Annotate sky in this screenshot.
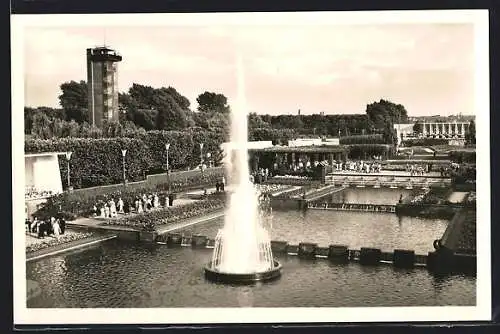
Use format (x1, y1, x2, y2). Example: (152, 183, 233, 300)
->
(23, 22, 476, 116)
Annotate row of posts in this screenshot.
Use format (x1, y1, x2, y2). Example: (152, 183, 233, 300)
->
(156, 233, 427, 269)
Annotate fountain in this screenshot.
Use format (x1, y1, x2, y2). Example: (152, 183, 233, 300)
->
(204, 56, 282, 284)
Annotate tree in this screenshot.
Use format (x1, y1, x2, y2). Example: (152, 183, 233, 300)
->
(196, 91, 230, 114)
(31, 113, 53, 139)
(59, 80, 88, 123)
(413, 121, 423, 134)
(154, 92, 194, 131)
(248, 112, 270, 130)
(365, 99, 409, 129)
(465, 120, 476, 145)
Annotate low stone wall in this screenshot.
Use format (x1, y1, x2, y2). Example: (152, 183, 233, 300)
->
(153, 233, 474, 274)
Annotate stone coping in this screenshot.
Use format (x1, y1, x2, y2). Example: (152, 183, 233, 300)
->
(26, 233, 117, 262)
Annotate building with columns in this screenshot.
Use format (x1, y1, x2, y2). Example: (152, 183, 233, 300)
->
(421, 121, 469, 138)
(394, 120, 471, 146)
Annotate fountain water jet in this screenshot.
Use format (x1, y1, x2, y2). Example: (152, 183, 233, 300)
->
(204, 55, 282, 284)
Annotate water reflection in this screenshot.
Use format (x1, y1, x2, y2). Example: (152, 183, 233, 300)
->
(27, 241, 476, 308)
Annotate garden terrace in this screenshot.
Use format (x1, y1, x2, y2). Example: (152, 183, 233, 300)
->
(103, 198, 225, 232)
(34, 169, 225, 220)
(26, 230, 94, 254)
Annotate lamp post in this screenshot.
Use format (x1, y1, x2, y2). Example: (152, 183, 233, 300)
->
(206, 152, 212, 168)
(165, 143, 170, 173)
(65, 151, 73, 191)
(199, 143, 204, 176)
(121, 149, 127, 185)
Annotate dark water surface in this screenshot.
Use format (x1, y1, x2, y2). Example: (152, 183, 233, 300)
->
(27, 239, 475, 308)
(323, 187, 412, 205)
(183, 209, 447, 254)
(27, 192, 475, 308)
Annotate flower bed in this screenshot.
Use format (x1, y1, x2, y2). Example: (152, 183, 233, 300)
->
(103, 198, 225, 231)
(266, 176, 321, 187)
(26, 231, 94, 253)
(255, 184, 291, 195)
(34, 169, 225, 220)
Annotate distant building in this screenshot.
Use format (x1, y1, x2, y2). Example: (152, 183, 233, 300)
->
(394, 120, 471, 146)
(86, 46, 122, 128)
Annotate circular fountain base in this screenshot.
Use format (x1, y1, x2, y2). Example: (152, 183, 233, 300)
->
(204, 260, 282, 284)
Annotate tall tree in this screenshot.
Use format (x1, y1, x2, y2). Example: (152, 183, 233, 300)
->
(365, 99, 409, 129)
(59, 80, 88, 123)
(196, 91, 230, 114)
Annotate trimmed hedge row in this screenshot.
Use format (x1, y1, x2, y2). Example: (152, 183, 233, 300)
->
(346, 144, 394, 160)
(25, 129, 225, 189)
(402, 138, 450, 146)
(25, 138, 151, 189)
(339, 134, 385, 145)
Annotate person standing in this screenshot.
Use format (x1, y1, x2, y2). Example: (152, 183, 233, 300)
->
(110, 199, 117, 218)
(59, 217, 66, 235)
(53, 219, 61, 236)
(118, 197, 124, 213)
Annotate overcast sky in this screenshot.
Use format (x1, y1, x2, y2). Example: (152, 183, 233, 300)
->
(24, 23, 475, 116)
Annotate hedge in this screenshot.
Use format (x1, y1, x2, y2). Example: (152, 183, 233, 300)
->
(339, 134, 385, 145)
(124, 129, 224, 173)
(449, 150, 476, 163)
(25, 128, 226, 189)
(25, 138, 151, 189)
(346, 144, 394, 160)
(402, 138, 450, 146)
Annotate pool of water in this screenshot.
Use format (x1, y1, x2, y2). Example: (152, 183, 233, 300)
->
(26, 188, 475, 308)
(182, 210, 447, 254)
(27, 239, 476, 308)
(321, 188, 412, 205)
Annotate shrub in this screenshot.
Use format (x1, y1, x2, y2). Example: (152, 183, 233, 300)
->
(402, 138, 449, 146)
(449, 150, 476, 163)
(35, 169, 226, 219)
(339, 134, 385, 145)
(347, 144, 393, 159)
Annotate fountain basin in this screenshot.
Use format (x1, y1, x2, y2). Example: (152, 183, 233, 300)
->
(204, 260, 282, 284)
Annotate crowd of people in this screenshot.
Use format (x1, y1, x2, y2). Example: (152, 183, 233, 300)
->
(92, 192, 177, 218)
(405, 163, 430, 176)
(335, 160, 383, 173)
(251, 168, 271, 184)
(26, 215, 66, 239)
(25, 187, 54, 200)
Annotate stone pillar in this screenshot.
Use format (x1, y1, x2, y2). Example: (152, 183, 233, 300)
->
(291, 152, 296, 164)
(422, 122, 427, 136)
